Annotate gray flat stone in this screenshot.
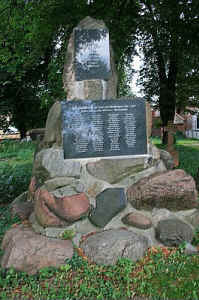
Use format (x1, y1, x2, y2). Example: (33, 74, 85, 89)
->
(51, 186, 76, 197)
(152, 208, 176, 226)
(160, 149, 174, 170)
(86, 158, 146, 184)
(155, 218, 194, 246)
(81, 229, 149, 265)
(30, 212, 99, 240)
(185, 209, 199, 228)
(33, 147, 81, 179)
(116, 160, 166, 187)
(89, 188, 127, 227)
(44, 177, 75, 191)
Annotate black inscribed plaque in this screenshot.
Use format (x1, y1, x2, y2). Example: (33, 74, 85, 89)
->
(61, 99, 147, 159)
(74, 29, 111, 81)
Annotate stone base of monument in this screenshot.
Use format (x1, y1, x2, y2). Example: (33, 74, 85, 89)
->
(2, 201, 199, 274)
(2, 103, 199, 274)
(1, 142, 199, 274)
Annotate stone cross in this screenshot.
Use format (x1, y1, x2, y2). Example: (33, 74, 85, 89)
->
(165, 121, 179, 167)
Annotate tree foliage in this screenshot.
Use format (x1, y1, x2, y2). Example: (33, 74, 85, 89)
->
(0, 0, 198, 139)
(137, 0, 199, 126)
(0, 0, 139, 137)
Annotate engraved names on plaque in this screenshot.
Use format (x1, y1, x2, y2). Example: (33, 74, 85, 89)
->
(75, 29, 111, 81)
(61, 99, 147, 159)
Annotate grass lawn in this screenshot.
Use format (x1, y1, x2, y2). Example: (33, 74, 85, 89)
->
(152, 136, 199, 178)
(0, 139, 199, 300)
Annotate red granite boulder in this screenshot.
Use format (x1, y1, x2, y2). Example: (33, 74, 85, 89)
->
(127, 169, 198, 210)
(35, 188, 90, 227)
(34, 189, 67, 227)
(122, 212, 152, 229)
(1, 225, 73, 275)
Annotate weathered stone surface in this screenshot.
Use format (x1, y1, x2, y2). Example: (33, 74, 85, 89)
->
(81, 164, 112, 199)
(86, 158, 146, 184)
(43, 177, 74, 191)
(116, 160, 167, 187)
(159, 149, 174, 170)
(185, 209, 199, 228)
(122, 212, 152, 229)
(84, 80, 106, 99)
(10, 192, 33, 220)
(149, 143, 160, 160)
(167, 132, 179, 167)
(152, 208, 176, 226)
(51, 186, 77, 198)
(89, 188, 127, 227)
(44, 177, 84, 193)
(34, 189, 69, 227)
(49, 182, 84, 198)
(28, 176, 37, 201)
(81, 229, 149, 265)
(155, 218, 194, 246)
(30, 212, 99, 241)
(127, 169, 198, 210)
(29, 213, 45, 235)
(63, 16, 117, 101)
(29, 128, 45, 141)
(33, 147, 81, 182)
(51, 193, 90, 222)
(35, 188, 90, 226)
(43, 101, 62, 146)
(1, 225, 73, 275)
(184, 242, 198, 255)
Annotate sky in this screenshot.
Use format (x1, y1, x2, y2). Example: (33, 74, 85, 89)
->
(130, 52, 143, 97)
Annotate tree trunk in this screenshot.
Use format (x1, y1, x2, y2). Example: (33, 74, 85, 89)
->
(19, 128, 27, 140)
(157, 49, 177, 144)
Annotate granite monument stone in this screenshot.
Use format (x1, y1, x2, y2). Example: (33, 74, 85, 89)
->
(62, 99, 147, 159)
(75, 29, 111, 81)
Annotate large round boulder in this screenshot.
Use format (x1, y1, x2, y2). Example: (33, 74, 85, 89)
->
(34, 189, 90, 227)
(1, 225, 73, 275)
(127, 169, 198, 210)
(80, 228, 149, 265)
